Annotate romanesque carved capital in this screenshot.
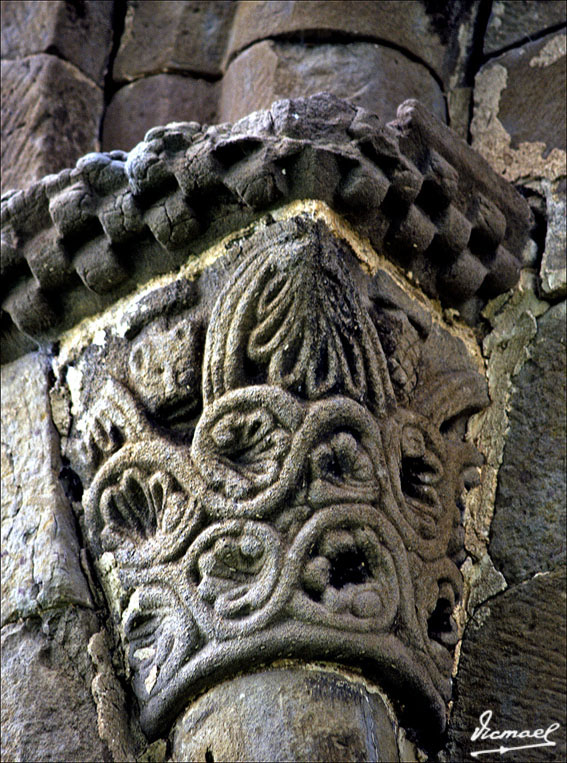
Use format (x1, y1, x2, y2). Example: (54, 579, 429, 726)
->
(55, 210, 487, 745)
(1, 96, 532, 749)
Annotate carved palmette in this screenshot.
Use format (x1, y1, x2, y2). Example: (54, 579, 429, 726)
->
(82, 215, 487, 740)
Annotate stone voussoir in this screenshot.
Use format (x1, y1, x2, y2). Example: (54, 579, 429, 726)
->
(219, 39, 446, 126)
(224, 0, 475, 85)
(0, 54, 103, 196)
(1, 94, 532, 363)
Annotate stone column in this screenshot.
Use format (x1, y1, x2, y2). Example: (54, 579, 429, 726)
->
(172, 667, 402, 763)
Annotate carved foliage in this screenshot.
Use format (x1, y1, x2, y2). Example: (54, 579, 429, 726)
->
(77, 215, 487, 741)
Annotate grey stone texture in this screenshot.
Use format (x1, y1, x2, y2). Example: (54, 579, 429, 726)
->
(113, 0, 237, 80)
(1, 607, 109, 763)
(448, 567, 567, 761)
(495, 32, 566, 154)
(471, 30, 566, 182)
(172, 667, 404, 762)
(489, 301, 567, 585)
(1, 352, 93, 627)
(484, 0, 567, 56)
(1, 2, 566, 759)
(540, 179, 567, 299)
(102, 74, 219, 152)
(0, 0, 114, 85)
(219, 40, 446, 125)
(225, 0, 478, 85)
(1, 54, 102, 194)
(1, 96, 531, 364)
(61, 209, 488, 747)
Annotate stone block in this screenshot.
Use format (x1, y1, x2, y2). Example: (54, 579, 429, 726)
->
(1, 608, 109, 763)
(102, 74, 219, 152)
(226, 0, 477, 84)
(219, 40, 446, 125)
(1, 352, 93, 627)
(471, 31, 566, 182)
(113, 0, 236, 81)
(448, 568, 566, 761)
(489, 301, 566, 584)
(540, 180, 567, 299)
(0, 0, 114, 85)
(1, 55, 102, 194)
(485, 0, 567, 56)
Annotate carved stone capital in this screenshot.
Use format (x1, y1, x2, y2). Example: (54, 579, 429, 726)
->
(1, 96, 532, 750)
(51, 204, 488, 745)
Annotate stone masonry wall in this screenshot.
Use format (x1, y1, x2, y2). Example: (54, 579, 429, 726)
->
(1, 2, 566, 761)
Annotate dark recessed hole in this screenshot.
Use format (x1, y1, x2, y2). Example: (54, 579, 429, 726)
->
(468, 227, 497, 260)
(242, 355, 267, 387)
(329, 550, 370, 589)
(415, 179, 448, 217)
(63, 217, 105, 251)
(427, 597, 453, 640)
(313, 338, 330, 387)
(205, 749, 215, 763)
(379, 185, 412, 221)
(358, 139, 399, 171)
(213, 139, 263, 167)
(135, 176, 179, 209)
(59, 464, 84, 502)
(306, 587, 322, 603)
(400, 456, 428, 499)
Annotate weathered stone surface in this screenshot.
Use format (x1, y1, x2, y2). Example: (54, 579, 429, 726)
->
(0, 0, 114, 85)
(226, 0, 478, 84)
(471, 31, 566, 182)
(489, 301, 566, 585)
(393, 99, 532, 270)
(102, 74, 219, 152)
(1, 352, 93, 627)
(448, 568, 567, 761)
(88, 630, 139, 761)
(172, 667, 403, 762)
(219, 40, 446, 125)
(56, 206, 487, 748)
(540, 179, 567, 299)
(113, 0, 236, 81)
(484, 0, 567, 56)
(1, 54, 102, 194)
(464, 281, 549, 563)
(1, 607, 109, 763)
(1, 95, 531, 364)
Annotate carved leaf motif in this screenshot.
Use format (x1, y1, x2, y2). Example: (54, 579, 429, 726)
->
(100, 468, 184, 542)
(208, 408, 290, 496)
(285, 506, 407, 634)
(122, 585, 200, 700)
(86, 442, 202, 562)
(203, 220, 395, 416)
(249, 260, 369, 399)
(75, 214, 491, 742)
(307, 430, 376, 508)
(85, 378, 153, 470)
